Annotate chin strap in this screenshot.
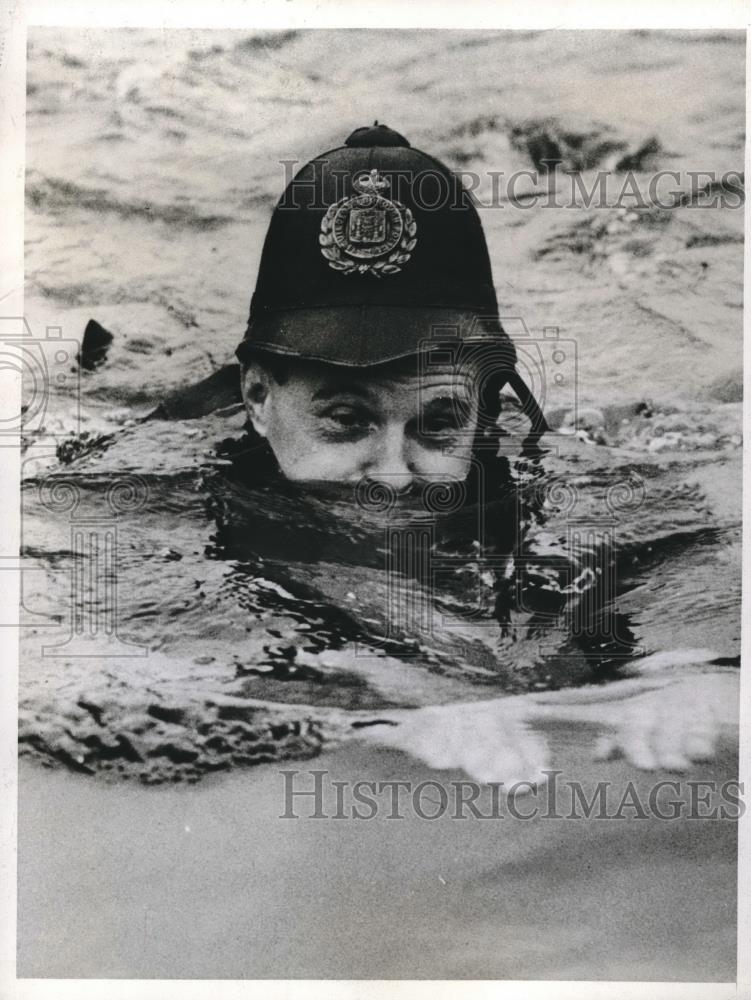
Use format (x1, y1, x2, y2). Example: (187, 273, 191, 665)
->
(504, 369, 550, 457)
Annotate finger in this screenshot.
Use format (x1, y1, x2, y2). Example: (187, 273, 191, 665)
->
(673, 688, 722, 762)
(503, 728, 551, 789)
(459, 722, 550, 787)
(682, 729, 717, 761)
(616, 719, 660, 770)
(652, 734, 691, 771)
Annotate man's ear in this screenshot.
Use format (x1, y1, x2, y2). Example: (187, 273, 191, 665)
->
(240, 363, 273, 438)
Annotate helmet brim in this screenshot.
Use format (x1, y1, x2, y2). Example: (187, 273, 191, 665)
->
(236, 305, 517, 369)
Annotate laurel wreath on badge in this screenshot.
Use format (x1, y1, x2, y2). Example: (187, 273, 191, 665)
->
(319, 169, 418, 278)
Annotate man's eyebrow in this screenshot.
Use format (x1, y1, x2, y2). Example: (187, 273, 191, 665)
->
(311, 382, 374, 402)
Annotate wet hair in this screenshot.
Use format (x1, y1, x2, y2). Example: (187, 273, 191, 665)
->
(239, 351, 294, 387)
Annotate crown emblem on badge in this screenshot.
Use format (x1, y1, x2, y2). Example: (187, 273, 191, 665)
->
(319, 169, 418, 277)
(353, 170, 390, 195)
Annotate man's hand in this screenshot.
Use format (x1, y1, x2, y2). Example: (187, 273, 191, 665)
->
(532, 665, 738, 772)
(358, 697, 551, 787)
(356, 649, 739, 785)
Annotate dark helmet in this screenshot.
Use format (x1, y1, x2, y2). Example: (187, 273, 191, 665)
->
(236, 123, 546, 433)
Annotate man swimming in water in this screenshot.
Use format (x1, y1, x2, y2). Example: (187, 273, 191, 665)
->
(222, 124, 737, 783)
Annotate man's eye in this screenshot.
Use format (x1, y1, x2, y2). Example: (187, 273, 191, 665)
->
(325, 406, 369, 427)
(421, 416, 462, 436)
(318, 406, 375, 439)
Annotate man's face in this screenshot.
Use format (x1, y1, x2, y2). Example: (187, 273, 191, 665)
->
(242, 355, 479, 487)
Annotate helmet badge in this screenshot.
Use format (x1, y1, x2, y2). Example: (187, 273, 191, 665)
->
(319, 169, 417, 277)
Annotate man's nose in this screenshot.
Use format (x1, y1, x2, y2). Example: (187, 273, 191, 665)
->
(364, 426, 415, 490)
